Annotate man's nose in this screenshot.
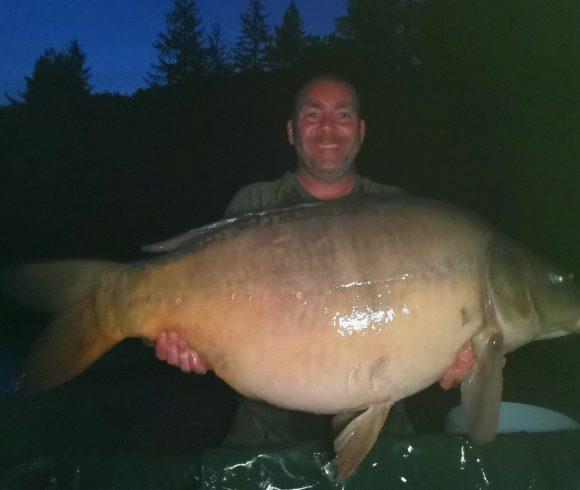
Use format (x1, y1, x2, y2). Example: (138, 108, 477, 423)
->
(318, 113, 335, 133)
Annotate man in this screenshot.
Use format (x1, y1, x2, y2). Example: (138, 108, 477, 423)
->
(155, 75, 413, 443)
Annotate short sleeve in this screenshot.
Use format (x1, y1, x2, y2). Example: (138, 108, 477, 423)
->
(223, 180, 281, 218)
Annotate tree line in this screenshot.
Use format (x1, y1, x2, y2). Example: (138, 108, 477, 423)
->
(9, 0, 580, 116)
(10, 0, 319, 104)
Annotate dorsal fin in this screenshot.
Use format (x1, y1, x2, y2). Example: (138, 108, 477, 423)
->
(140, 195, 429, 258)
(141, 202, 326, 254)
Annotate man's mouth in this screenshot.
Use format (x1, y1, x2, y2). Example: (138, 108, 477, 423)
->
(318, 143, 339, 149)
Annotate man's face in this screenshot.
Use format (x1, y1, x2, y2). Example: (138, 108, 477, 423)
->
(287, 81, 366, 182)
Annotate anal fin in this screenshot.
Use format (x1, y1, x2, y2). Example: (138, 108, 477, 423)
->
(331, 409, 363, 435)
(461, 328, 505, 444)
(332, 402, 391, 480)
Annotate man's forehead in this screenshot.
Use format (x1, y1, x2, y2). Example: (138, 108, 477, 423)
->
(299, 82, 356, 109)
(301, 99, 355, 110)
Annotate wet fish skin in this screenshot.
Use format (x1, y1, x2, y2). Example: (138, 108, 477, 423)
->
(3, 196, 579, 479)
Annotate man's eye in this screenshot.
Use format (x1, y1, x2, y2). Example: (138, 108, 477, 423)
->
(339, 112, 352, 119)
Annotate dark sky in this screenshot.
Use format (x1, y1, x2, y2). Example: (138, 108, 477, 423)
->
(0, 0, 348, 104)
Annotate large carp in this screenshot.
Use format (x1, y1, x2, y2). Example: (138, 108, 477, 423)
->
(3, 197, 580, 478)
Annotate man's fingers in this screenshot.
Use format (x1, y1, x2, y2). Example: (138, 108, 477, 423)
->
(191, 351, 208, 374)
(155, 332, 168, 361)
(178, 340, 192, 372)
(165, 332, 179, 365)
(154, 330, 208, 374)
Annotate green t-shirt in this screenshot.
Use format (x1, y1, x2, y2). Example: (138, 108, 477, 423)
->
(224, 172, 405, 218)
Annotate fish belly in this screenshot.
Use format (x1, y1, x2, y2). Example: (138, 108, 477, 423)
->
(182, 259, 485, 414)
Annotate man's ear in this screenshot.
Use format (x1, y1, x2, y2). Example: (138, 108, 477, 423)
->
(360, 119, 366, 143)
(287, 119, 295, 146)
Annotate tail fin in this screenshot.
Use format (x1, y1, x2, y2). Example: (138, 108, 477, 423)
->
(20, 298, 122, 394)
(1, 260, 119, 313)
(2, 260, 125, 395)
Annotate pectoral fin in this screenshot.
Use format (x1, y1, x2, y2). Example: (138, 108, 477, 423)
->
(461, 328, 505, 444)
(332, 402, 391, 480)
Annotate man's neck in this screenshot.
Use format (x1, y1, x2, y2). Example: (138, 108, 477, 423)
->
(295, 170, 356, 201)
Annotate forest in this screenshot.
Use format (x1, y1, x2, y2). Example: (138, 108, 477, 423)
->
(1, 0, 579, 271)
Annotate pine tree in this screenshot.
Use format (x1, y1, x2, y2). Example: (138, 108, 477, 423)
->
(234, 0, 271, 72)
(23, 39, 91, 109)
(206, 23, 230, 76)
(271, 1, 306, 68)
(146, 0, 205, 85)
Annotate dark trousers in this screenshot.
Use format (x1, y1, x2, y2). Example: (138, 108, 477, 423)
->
(223, 398, 414, 446)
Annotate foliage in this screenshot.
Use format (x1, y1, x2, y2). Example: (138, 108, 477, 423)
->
(270, 1, 307, 69)
(205, 23, 231, 77)
(22, 39, 91, 110)
(234, 0, 271, 72)
(146, 0, 206, 85)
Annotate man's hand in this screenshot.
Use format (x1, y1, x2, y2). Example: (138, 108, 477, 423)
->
(154, 331, 208, 374)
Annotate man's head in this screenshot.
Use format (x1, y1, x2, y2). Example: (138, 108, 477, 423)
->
(287, 76, 366, 183)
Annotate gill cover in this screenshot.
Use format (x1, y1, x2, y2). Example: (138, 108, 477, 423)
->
(487, 236, 580, 343)
(485, 237, 541, 348)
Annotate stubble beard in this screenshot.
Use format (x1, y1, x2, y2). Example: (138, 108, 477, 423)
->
(294, 138, 359, 184)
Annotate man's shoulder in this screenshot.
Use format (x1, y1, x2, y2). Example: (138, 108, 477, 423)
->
(224, 173, 291, 217)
